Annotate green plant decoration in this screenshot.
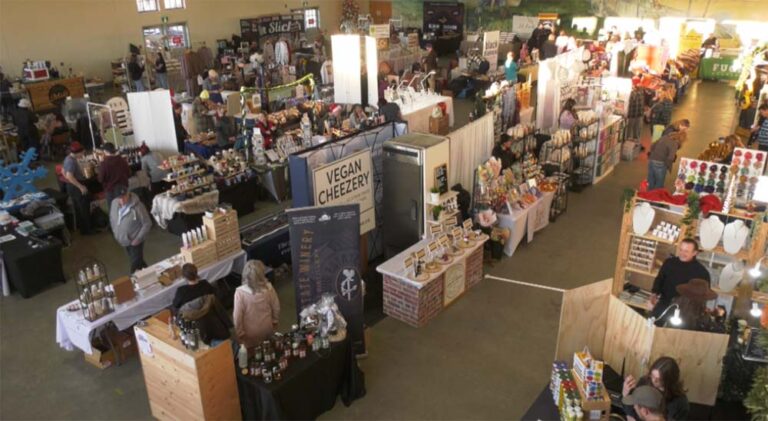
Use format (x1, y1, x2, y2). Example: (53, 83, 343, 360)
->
(745, 358, 768, 420)
(681, 192, 700, 233)
(621, 189, 635, 213)
(432, 205, 443, 221)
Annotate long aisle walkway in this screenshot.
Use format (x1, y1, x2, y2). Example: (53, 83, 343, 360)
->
(323, 81, 738, 419)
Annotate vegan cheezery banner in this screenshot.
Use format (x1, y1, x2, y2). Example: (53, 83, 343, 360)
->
(423, 1, 465, 34)
(312, 150, 375, 234)
(287, 204, 365, 354)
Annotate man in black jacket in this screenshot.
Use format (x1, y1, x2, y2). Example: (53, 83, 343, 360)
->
(650, 239, 710, 322)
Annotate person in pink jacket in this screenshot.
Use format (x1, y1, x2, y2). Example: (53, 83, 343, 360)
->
(233, 260, 281, 348)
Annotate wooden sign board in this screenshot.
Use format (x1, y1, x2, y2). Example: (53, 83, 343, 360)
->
(462, 219, 473, 231)
(428, 224, 444, 236)
(404, 256, 414, 270)
(434, 164, 448, 194)
(438, 234, 450, 247)
(416, 249, 426, 260)
(428, 241, 439, 253)
(25, 77, 86, 112)
(451, 227, 463, 239)
(443, 216, 458, 228)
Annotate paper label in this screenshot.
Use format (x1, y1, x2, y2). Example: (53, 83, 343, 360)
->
(134, 328, 153, 357)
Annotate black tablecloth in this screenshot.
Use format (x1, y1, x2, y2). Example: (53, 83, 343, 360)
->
(166, 212, 204, 236)
(219, 178, 258, 217)
(0, 234, 64, 298)
(236, 339, 365, 420)
(432, 34, 462, 56)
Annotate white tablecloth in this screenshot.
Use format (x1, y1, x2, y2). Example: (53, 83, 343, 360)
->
(496, 191, 554, 257)
(399, 95, 454, 134)
(55, 250, 246, 354)
(150, 190, 219, 229)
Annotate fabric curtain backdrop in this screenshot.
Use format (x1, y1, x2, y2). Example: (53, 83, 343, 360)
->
(448, 112, 494, 190)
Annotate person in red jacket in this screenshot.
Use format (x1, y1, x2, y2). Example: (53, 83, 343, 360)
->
(98, 142, 131, 208)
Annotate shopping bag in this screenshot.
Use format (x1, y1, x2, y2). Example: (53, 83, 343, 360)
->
(652, 125, 664, 143)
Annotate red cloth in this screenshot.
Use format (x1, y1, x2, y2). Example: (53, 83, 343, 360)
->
(256, 121, 276, 149)
(636, 189, 723, 216)
(98, 155, 130, 194)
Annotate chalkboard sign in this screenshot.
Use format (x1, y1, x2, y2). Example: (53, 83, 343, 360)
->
(434, 164, 448, 194)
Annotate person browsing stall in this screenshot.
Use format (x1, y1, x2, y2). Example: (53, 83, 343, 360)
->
(559, 98, 579, 130)
(233, 260, 281, 347)
(662, 119, 690, 137)
(172, 102, 188, 153)
(109, 185, 152, 274)
(139, 144, 168, 197)
(751, 104, 768, 152)
(12, 98, 39, 152)
(128, 53, 145, 92)
(172, 263, 216, 313)
(98, 142, 131, 207)
(63, 142, 96, 235)
(622, 385, 666, 421)
(504, 52, 518, 83)
(670, 279, 725, 333)
(492, 134, 515, 170)
(650, 238, 710, 321)
(623, 357, 689, 421)
(155, 52, 168, 89)
(378, 98, 403, 123)
(647, 131, 686, 191)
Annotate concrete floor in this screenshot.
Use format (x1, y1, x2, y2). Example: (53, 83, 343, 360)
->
(0, 81, 736, 419)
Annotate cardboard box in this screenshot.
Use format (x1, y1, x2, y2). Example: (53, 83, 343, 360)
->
(85, 330, 137, 369)
(572, 368, 611, 421)
(159, 265, 181, 286)
(84, 345, 117, 369)
(112, 276, 136, 304)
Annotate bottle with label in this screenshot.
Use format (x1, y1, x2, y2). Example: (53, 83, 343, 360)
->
(237, 344, 248, 370)
(301, 113, 312, 148)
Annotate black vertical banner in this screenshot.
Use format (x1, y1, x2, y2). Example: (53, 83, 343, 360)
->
(287, 204, 365, 354)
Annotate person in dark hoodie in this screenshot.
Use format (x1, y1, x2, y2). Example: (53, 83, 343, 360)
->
(109, 184, 152, 273)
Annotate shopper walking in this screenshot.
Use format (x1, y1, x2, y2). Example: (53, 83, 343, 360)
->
(128, 54, 145, 92)
(62, 141, 96, 235)
(109, 185, 152, 274)
(139, 144, 168, 197)
(650, 238, 710, 321)
(647, 131, 684, 191)
(626, 85, 645, 143)
(98, 142, 130, 207)
(661, 119, 690, 137)
(751, 104, 768, 152)
(504, 52, 518, 83)
(155, 52, 168, 89)
(233, 260, 281, 348)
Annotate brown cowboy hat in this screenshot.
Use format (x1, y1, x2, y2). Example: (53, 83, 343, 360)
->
(676, 278, 717, 301)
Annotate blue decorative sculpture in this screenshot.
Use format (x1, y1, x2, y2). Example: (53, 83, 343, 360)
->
(0, 148, 48, 200)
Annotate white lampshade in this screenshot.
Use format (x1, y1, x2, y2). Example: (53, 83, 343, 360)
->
(669, 309, 682, 326)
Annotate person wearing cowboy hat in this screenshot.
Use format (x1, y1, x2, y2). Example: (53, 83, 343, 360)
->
(12, 98, 39, 152)
(63, 141, 96, 235)
(670, 278, 725, 333)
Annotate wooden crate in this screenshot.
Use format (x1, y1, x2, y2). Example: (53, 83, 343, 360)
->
(429, 115, 449, 135)
(215, 234, 242, 259)
(135, 318, 241, 421)
(180, 240, 218, 269)
(203, 209, 239, 241)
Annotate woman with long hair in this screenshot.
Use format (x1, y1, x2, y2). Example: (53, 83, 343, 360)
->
(623, 356, 689, 420)
(232, 260, 281, 347)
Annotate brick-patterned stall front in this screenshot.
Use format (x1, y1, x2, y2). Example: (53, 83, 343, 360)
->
(379, 238, 486, 327)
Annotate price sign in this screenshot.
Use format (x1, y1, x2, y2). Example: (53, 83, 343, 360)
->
(439, 234, 450, 247)
(404, 256, 414, 271)
(452, 227, 463, 239)
(429, 223, 444, 236)
(416, 249, 426, 260)
(428, 241, 439, 254)
(463, 219, 473, 231)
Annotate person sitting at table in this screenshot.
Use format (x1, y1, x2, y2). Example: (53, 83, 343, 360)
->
(622, 385, 666, 421)
(348, 104, 369, 130)
(233, 260, 280, 348)
(63, 141, 96, 235)
(492, 134, 514, 170)
(98, 142, 130, 207)
(109, 184, 152, 274)
(650, 239, 710, 323)
(669, 279, 725, 333)
(172, 263, 216, 313)
(139, 144, 168, 197)
(559, 98, 579, 130)
(623, 356, 689, 421)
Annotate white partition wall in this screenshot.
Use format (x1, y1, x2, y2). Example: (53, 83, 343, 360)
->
(127, 90, 178, 155)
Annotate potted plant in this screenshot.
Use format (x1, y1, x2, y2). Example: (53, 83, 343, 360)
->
(490, 226, 510, 259)
(430, 187, 441, 203)
(432, 205, 443, 221)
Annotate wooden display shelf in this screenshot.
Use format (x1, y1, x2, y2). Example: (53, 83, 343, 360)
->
(426, 190, 459, 207)
(624, 266, 659, 277)
(629, 232, 677, 246)
(427, 209, 460, 225)
(135, 317, 240, 421)
(620, 297, 651, 311)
